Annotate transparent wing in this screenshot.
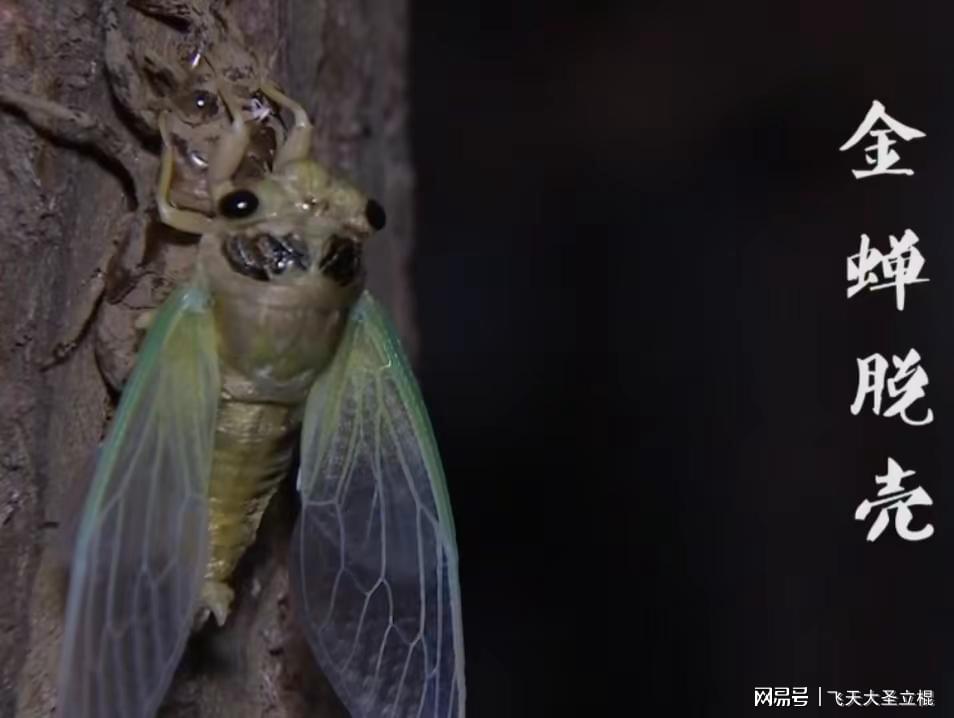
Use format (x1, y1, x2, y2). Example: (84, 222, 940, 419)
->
(58, 284, 220, 718)
(293, 291, 465, 718)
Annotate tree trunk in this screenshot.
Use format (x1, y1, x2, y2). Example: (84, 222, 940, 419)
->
(0, 1, 413, 715)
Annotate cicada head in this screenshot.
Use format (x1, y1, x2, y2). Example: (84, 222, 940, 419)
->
(208, 159, 386, 291)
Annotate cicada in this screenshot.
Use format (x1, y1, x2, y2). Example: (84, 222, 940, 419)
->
(57, 83, 466, 717)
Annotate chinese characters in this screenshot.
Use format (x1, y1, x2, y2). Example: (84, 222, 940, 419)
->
(850, 349, 933, 426)
(754, 686, 935, 708)
(846, 229, 929, 311)
(842, 101, 933, 543)
(839, 99, 925, 178)
(853, 458, 934, 542)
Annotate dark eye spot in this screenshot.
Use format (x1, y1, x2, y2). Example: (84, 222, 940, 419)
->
(219, 190, 259, 219)
(223, 233, 311, 281)
(255, 233, 311, 274)
(319, 235, 362, 285)
(223, 236, 268, 281)
(192, 90, 219, 119)
(365, 198, 386, 230)
(194, 90, 214, 109)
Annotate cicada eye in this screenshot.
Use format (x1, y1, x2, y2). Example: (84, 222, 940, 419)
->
(319, 234, 362, 285)
(194, 90, 213, 109)
(219, 189, 259, 219)
(364, 198, 386, 230)
(193, 89, 219, 117)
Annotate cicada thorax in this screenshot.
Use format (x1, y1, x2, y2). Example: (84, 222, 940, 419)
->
(197, 219, 365, 398)
(197, 162, 378, 385)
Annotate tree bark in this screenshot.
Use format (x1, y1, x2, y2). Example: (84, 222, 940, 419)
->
(0, 1, 413, 715)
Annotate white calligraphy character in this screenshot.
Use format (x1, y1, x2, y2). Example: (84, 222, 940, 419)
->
(846, 229, 928, 311)
(851, 348, 933, 426)
(840, 100, 925, 178)
(854, 458, 933, 542)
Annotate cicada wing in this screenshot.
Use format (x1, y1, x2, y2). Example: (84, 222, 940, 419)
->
(292, 291, 466, 718)
(58, 284, 220, 718)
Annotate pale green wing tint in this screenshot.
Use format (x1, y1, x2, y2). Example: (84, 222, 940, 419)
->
(58, 284, 220, 718)
(293, 291, 465, 718)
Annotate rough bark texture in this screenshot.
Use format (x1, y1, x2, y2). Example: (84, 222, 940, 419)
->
(0, 1, 413, 715)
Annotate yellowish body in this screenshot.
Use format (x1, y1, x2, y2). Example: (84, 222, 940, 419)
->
(196, 237, 361, 623)
(201, 399, 297, 621)
(156, 83, 374, 624)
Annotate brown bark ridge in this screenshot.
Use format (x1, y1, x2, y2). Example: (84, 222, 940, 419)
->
(0, 0, 414, 715)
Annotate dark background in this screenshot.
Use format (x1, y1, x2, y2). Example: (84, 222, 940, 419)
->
(410, 2, 954, 716)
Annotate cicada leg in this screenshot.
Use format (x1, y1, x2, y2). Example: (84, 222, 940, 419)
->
(201, 80, 254, 204)
(260, 81, 313, 168)
(199, 580, 235, 628)
(156, 113, 214, 234)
